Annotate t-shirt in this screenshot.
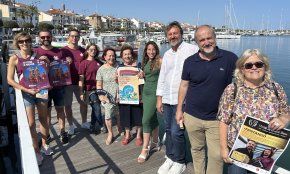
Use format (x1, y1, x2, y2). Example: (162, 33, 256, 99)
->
(33, 47, 64, 62)
(181, 47, 237, 120)
(79, 59, 102, 91)
(61, 46, 85, 85)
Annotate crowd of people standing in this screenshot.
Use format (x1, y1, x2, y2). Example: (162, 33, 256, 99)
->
(7, 20, 290, 174)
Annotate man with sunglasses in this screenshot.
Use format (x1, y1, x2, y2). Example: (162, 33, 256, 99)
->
(61, 29, 89, 135)
(176, 25, 238, 174)
(34, 29, 70, 147)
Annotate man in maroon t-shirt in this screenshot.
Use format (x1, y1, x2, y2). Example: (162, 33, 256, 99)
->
(34, 29, 70, 147)
(61, 29, 89, 135)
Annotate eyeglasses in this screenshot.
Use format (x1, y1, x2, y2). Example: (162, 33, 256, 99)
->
(244, 61, 264, 69)
(40, 36, 51, 40)
(18, 39, 31, 44)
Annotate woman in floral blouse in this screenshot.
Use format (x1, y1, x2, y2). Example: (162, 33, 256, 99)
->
(217, 49, 290, 174)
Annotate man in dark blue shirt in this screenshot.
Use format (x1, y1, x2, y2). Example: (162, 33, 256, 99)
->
(176, 25, 238, 174)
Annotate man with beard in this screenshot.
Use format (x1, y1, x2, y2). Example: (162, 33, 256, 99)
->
(235, 140, 257, 163)
(34, 29, 70, 147)
(157, 21, 198, 174)
(176, 25, 238, 174)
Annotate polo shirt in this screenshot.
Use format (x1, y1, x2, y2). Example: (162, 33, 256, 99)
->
(182, 47, 237, 120)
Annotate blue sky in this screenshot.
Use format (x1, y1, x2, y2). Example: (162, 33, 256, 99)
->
(17, 0, 290, 30)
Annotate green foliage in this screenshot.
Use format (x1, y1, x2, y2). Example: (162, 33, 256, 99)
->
(38, 22, 54, 30)
(22, 22, 34, 29)
(3, 20, 19, 28)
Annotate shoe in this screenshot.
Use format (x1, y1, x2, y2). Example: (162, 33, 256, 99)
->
(101, 126, 108, 134)
(137, 148, 149, 163)
(158, 158, 174, 174)
(36, 152, 43, 166)
(60, 131, 69, 144)
(135, 138, 143, 146)
(81, 122, 91, 129)
(68, 125, 75, 135)
(121, 137, 130, 145)
(150, 138, 161, 151)
(41, 144, 54, 156)
(168, 162, 186, 174)
(46, 134, 53, 144)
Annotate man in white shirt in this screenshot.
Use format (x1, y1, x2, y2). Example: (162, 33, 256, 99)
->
(157, 21, 198, 174)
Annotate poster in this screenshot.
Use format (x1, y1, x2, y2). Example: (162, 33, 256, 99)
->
(229, 116, 290, 174)
(118, 76, 139, 104)
(49, 59, 71, 86)
(117, 66, 144, 84)
(22, 59, 50, 90)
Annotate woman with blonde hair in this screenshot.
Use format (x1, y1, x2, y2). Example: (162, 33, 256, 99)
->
(218, 49, 290, 173)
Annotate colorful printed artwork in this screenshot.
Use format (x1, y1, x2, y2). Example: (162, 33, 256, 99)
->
(22, 59, 50, 90)
(118, 76, 139, 104)
(49, 59, 71, 86)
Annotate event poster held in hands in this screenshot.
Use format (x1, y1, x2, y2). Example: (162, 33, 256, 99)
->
(49, 59, 71, 86)
(118, 76, 139, 104)
(22, 59, 50, 90)
(229, 116, 290, 174)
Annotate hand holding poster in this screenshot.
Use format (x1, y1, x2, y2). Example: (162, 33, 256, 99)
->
(22, 59, 50, 90)
(49, 59, 71, 86)
(229, 116, 290, 174)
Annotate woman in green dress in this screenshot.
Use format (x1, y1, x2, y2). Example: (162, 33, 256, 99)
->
(137, 41, 162, 163)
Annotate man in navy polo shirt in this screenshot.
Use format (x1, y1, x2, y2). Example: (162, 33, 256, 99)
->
(176, 25, 238, 174)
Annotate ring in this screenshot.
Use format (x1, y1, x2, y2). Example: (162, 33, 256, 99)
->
(274, 122, 280, 127)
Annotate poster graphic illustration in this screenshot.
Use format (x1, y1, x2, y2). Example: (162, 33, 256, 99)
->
(118, 76, 139, 104)
(36, 89, 48, 99)
(229, 116, 290, 174)
(22, 59, 50, 90)
(117, 66, 144, 85)
(49, 59, 71, 86)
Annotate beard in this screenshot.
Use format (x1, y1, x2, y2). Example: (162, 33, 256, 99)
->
(169, 37, 182, 47)
(41, 40, 51, 46)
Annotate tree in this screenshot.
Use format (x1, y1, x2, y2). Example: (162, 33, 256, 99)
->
(38, 22, 54, 30)
(16, 8, 28, 23)
(3, 20, 19, 28)
(27, 4, 39, 24)
(22, 22, 34, 32)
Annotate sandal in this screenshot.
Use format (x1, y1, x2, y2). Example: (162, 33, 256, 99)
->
(121, 137, 130, 145)
(135, 138, 143, 146)
(137, 148, 149, 163)
(150, 138, 161, 151)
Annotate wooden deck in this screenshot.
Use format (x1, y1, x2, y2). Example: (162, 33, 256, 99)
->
(37, 101, 194, 174)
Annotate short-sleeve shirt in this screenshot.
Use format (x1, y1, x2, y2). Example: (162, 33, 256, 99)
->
(96, 64, 118, 99)
(217, 81, 289, 148)
(181, 47, 237, 120)
(61, 46, 85, 85)
(33, 47, 64, 62)
(79, 59, 102, 91)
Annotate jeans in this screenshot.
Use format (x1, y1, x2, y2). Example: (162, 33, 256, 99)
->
(163, 104, 186, 164)
(228, 163, 249, 174)
(89, 92, 103, 127)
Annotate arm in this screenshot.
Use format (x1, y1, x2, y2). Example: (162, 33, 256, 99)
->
(220, 121, 232, 163)
(79, 75, 85, 101)
(96, 80, 106, 103)
(156, 57, 166, 113)
(7, 55, 37, 95)
(176, 80, 189, 124)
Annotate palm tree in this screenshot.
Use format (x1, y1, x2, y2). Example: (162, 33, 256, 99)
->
(16, 8, 28, 24)
(27, 4, 39, 25)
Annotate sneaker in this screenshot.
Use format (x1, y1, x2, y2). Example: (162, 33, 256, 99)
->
(60, 131, 69, 144)
(168, 162, 186, 174)
(68, 125, 75, 135)
(41, 144, 54, 156)
(81, 122, 91, 129)
(100, 126, 108, 134)
(158, 158, 174, 174)
(36, 152, 43, 166)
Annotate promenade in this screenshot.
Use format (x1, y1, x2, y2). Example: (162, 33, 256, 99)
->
(37, 100, 194, 174)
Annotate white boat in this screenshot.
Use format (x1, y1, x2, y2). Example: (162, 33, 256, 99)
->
(216, 31, 241, 39)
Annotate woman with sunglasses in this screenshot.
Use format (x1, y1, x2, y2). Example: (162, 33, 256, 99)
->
(217, 49, 290, 173)
(7, 32, 50, 165)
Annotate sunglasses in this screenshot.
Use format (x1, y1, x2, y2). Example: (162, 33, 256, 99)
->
(244, 61, 264, 69)
(40, 36, 51, 40)
(18, 39, 31, 44)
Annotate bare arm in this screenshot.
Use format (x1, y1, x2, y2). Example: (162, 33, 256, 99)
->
(176, 80, 189, 124)
(79, 75, 85, 101)
(156, 95, 163, 113)
(219, 121, 232, 163)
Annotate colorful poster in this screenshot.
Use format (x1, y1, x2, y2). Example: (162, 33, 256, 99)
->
(22, 59, 50, 90)
(118, 76, 139, 104)
(229, 116, 290, 174)
(49, 59, 71, 86)
(117, 66, 144, 84)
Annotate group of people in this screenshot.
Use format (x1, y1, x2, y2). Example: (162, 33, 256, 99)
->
(6, 20, 290, 174)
